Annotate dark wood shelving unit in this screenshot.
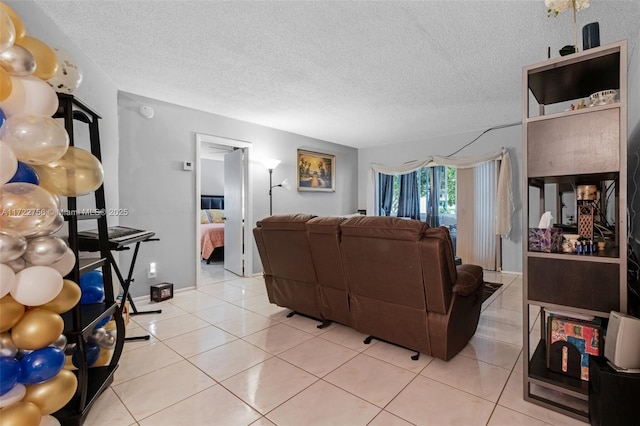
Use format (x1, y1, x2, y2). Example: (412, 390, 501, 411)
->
(52, 366, 118, 425)
(522, 40, 628, 422)
(51, 94, 126, 426)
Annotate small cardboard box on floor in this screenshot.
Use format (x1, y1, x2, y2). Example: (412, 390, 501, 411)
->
(150, 283, 174, 302)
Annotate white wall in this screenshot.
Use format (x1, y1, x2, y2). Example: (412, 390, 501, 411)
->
(201, 159, 224, 196)
(12, 1, 120, 220)
(118, 92, 358, 296)
(358, 125, 523, 273)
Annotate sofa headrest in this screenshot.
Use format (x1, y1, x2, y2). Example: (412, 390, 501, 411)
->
(256, 214, 316, 230)
(340, 216, 427, 241)
(306, 216, 345, 234)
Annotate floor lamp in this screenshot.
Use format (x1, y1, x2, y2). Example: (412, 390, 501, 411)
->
(262, 159, 281, 215)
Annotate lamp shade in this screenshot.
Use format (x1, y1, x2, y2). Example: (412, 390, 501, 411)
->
(262, 158, 281, 170)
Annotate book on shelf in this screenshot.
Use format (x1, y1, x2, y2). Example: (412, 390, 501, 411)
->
(546, 315, 602, 381)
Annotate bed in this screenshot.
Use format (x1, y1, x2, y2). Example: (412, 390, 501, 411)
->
(200, 195, 225, 263)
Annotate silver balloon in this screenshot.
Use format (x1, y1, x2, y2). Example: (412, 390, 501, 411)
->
(99, 329, 116, 350)
(0, 233, 27, 263)
(22, 235, 67, 265)
(0, 332, 18, 357)
(27, 213, 64, 238)
(4, 257, 26, 273)
(51, 334, 67, 350)
(0, 44, 36, 76)
(88, 327, 106, 344)
(63, 342, 76, 356)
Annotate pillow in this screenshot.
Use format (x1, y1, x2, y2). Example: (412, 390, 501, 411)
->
(200, 210, 211, 224)
(209, 209, 224, 223)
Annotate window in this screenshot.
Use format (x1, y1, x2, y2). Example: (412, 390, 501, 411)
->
(378, 167, 457, 249)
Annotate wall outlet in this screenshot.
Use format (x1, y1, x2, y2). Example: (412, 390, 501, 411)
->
(148, 262, 157, 279)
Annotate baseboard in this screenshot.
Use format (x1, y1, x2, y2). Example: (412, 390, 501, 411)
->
(130, 285, 196, 303)
(498, 270, 522, 275)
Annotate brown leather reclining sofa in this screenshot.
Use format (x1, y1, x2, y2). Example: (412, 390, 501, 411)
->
(253, 214, 484, 361)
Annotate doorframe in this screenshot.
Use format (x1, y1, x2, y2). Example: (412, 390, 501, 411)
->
(195, 133, 253, 288)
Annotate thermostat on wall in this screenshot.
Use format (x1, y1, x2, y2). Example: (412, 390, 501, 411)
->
(183, 161, 193, 171)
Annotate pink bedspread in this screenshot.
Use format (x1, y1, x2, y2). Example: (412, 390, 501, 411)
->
(201, 223, 224, 259)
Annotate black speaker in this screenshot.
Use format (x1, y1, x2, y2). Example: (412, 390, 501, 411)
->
(589, 356, 640, 425)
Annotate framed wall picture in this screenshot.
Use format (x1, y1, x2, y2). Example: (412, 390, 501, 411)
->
(297, 149, 335, 192)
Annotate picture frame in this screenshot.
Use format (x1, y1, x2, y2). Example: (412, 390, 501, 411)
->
(297, 149, 335, 192)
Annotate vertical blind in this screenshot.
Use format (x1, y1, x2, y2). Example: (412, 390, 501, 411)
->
(457, 161, 498, 270)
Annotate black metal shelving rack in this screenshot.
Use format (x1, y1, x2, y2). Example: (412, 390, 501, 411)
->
(51, 94, 126, 426)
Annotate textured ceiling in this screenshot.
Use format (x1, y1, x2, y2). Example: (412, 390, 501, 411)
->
(35, 1, 640, 148)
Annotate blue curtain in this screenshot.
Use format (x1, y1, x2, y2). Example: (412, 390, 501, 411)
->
(426, 166, 444, 227)
(397, 172, 420, 219)
(379, 173, 394, 216)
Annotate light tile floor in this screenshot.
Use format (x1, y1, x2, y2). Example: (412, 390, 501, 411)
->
(84, 266, 586, 426)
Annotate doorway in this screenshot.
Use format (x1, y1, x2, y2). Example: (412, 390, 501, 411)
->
(195, 133, 252, 288)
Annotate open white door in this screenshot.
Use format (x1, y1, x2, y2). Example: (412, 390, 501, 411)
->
(224, 148, 244, 276)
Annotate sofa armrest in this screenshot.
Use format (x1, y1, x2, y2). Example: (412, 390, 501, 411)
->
(452, 264, 483, 296)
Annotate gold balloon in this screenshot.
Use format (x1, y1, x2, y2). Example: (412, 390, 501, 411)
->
(39, 279, 81, 314)
(15, 36, 58, 81)
(23, 369, 77, 415)
(0, 8, 16, 52)
(11, 309, 64, 350)
(33, 147, 104, 197)
(93, 347, 111, 367)
(63, 354, 76, 371)
(0, 295, 25, 332)
(0, 401, 42, 426)
(0, 2, 25, 41)
(0, 66, 12, 101)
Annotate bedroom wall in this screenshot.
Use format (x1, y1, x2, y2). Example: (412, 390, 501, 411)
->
(201, 159, 224, 196)
(118, 92, 358, 296)
(357, 125, 523, 273)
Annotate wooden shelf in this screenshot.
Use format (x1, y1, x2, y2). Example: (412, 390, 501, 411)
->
(526, 43, 622, 106)
(62, 302, 117, 337)
(78, 257, 106, 275)
(529, 340, 589, 397)
(526, 102, 620, 123)
(527, 247, 621, 262)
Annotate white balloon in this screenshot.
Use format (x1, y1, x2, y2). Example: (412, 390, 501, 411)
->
(0, 139, 18, 184)
(46, 47, 83, 94)
(0, 383, 25, 409)
(0, 75, 59, 118)
(48, 247, 75, 277)
(39, 415, 61, 426)
(11, 265, 63, 306)
(0, 263, 16, 297)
